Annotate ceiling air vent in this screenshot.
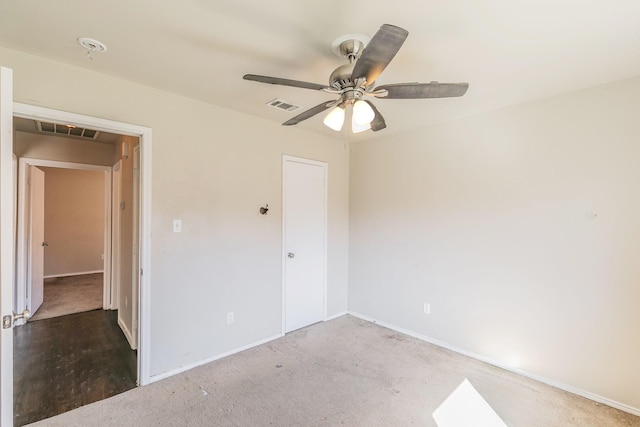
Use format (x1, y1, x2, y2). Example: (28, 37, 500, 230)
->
(37, 121, 100, 140)
(266, 98, 301, 113)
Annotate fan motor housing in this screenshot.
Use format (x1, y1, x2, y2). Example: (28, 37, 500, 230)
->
(329, 63, 356, 90)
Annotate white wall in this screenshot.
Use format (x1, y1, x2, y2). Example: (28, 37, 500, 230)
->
(349, 75, 640, 411)
(0, 47, 349, 377)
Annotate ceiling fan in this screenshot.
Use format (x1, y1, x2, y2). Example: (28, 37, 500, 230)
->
(243, 24, 469, 133)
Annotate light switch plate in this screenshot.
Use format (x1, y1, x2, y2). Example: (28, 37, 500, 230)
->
(173, 219, 182, 233)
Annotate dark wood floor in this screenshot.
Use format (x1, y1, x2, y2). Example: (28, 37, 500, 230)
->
(13, 310, 137, 426)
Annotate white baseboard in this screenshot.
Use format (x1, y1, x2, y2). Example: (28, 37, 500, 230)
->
(325, 310, 348, 322)
(347, 311, 640, 417)
(117, 315, 136, 350)
(44, 270, 104, 279)
(149, 314, 346, 385)
(149, 332, 284, 384)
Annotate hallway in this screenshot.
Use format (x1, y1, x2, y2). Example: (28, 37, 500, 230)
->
(13, 310, 137, 426)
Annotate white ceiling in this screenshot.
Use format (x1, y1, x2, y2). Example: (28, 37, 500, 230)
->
(1, 0, 640, 142)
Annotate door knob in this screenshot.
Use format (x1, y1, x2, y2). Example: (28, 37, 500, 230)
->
(287, 252, 295, 258)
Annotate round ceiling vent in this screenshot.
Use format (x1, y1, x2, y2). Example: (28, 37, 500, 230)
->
(77, 37, 108, 53)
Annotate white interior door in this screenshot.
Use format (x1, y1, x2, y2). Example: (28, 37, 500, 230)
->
(28, 166, 45, 315)
(0, 65, 15, 426)
(283, 156, 327, 333)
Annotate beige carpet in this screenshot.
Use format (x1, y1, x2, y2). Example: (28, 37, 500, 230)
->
(28, 315, 639, 426)
(28, 273, 103, 322)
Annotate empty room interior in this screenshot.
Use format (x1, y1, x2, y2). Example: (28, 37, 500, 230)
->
(0, 1, 639, 426)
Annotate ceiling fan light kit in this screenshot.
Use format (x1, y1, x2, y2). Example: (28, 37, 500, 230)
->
(323, 105, 345, 131)
(244, 24, 469, 134)
(353, 99, 375, 125)
(351, 117, 371, 133)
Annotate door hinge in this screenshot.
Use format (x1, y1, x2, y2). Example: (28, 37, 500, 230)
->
(140, 268, 143, 276)
(120, 201, 125, 210)
(2, 315, 11, 329)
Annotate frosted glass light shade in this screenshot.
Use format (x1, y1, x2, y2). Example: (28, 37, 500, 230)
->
(352, 116, 371, 133)
(323, 106, 345, 131)
(352, 100, 375, 125)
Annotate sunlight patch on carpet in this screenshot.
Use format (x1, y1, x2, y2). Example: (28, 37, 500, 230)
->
(433, 378, 507, 427)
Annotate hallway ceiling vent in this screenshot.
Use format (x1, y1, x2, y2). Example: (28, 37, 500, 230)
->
(266, 98, 302, 113)
(36, 121, 101, 140)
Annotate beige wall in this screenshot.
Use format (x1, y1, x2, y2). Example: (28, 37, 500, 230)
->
(40, 167, 105, 277)
(349, 75, 640, 411)
(4, 43, 640, 413)
(0, 47, 350, 377)
(15, 131, 114, 165)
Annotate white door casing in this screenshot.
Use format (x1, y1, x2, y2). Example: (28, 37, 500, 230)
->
(111, 161, 122, 310)
(28, 166, 45, 315)
(9, 97, 153, 387)
(131, 145, 140, 349)
(16, 158, 112, 319)
(0, 65, 14, 427)
(282, 155, 327, 333)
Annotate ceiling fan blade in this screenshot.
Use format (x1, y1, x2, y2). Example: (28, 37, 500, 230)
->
(283, 100, 338, 126)
(373, 82, 469, 99)
(364, 101, 386, 132)
(243, 74, 330, 91)
(351, 24, 409, 85)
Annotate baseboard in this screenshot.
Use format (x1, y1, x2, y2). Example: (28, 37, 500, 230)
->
(347, 311, 640, 417)
(117, 315, 136, 350)
(44, 270, 104, 279)
(149, 332, 284, 384)
(149, 315, 346, 385)
(325, 310, 348, 322)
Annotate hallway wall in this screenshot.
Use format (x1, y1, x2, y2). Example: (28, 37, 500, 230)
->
(40, 167, 105, 277)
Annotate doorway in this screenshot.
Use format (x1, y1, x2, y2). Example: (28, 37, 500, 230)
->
(282, 155, 328, 333)
(17, 160, 112, 322)
(9, 102, 152, 386)
(0, 100, 152, 427)
(28, 165, 106, 321)
(0, 70, 152, 424)
(13, 134, 137, 424)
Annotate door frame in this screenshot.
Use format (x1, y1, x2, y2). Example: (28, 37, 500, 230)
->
(281, 155, 328, 334)
(0, 65, 14, 427)
(130, 145, 141, 349)
(12, 102, 153, 386)
(16, 158, 113, 319)
(111, 160, 122, 311)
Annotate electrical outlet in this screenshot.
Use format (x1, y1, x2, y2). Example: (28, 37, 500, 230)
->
(424, 303, 431, 315)
(227, 312, 234, 324)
